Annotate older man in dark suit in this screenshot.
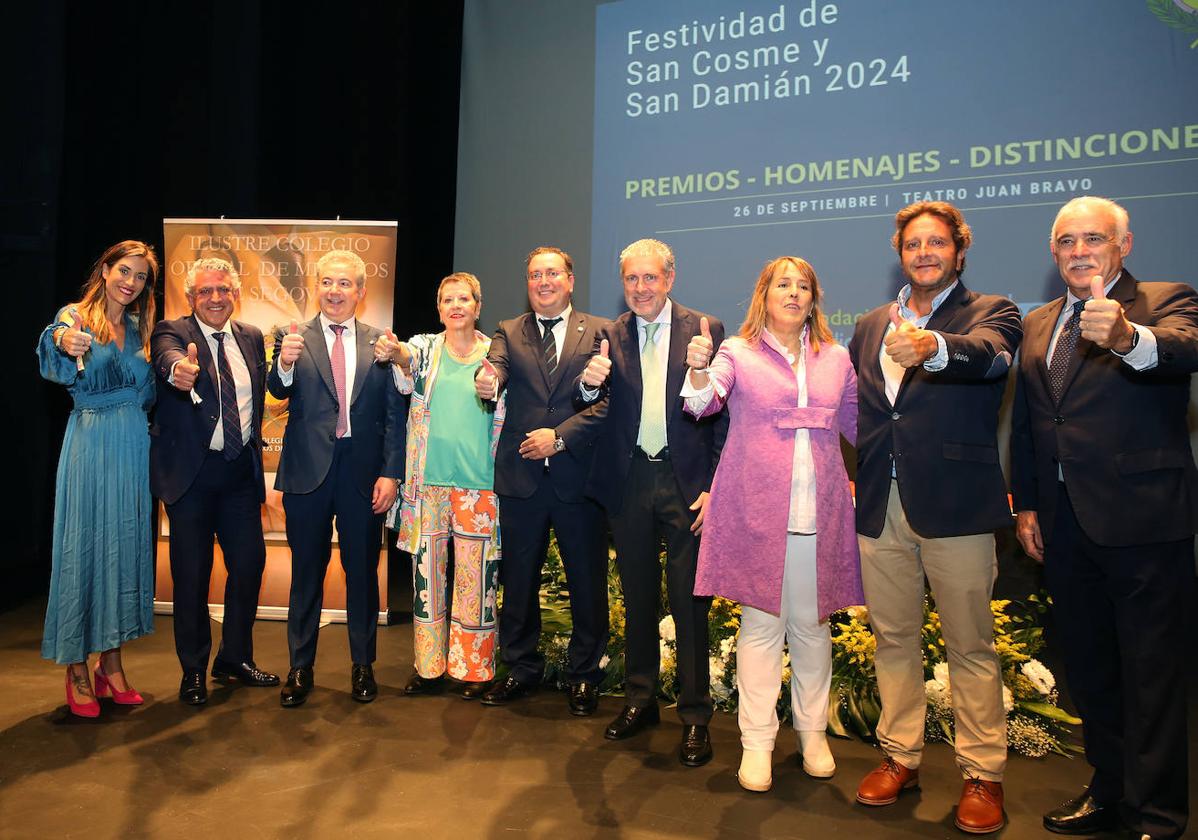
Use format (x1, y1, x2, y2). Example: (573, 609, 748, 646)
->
(848, 202, 1022, 834)
(473, 246, 609, 715)
(577, 238, 727, 767)
(267, 249, 405, 708)
(152, 257, 279, 706)
(1012, 196, 1198, 840)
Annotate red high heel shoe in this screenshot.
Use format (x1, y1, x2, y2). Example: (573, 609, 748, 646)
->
(65, 669, 100, 718)
(94, 663, 144, 705)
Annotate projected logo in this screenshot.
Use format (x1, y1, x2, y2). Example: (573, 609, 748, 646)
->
(1149, 0, 1198, 47)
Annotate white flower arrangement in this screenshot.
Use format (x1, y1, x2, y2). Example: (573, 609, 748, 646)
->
(1021, 658, 1055, 696)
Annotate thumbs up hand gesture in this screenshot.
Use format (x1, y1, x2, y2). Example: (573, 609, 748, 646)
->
(580, 338, 612, 388)
(883, 304, 937, 368)
(374, 328, 403, 364)
(278, 320, 304, 370)
(1080, 275, 1135, 352)
(475, 357, 500, 401)
(686, 317, 714, 370)
(173, 342, 201, 391)
(60, 308, 93, 360)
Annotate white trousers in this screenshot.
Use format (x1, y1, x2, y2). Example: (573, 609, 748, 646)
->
(736, 533, 831, 751)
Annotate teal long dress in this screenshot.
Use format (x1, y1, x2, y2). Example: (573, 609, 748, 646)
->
(37, 313, 156, 664)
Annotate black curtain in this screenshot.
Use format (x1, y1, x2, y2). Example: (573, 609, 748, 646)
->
(6, 1, 464, 609)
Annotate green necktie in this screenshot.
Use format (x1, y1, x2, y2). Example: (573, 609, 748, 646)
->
(639, 322, 667, 457)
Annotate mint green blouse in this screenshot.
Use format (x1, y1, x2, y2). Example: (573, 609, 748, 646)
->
(422, 346, 495, 490)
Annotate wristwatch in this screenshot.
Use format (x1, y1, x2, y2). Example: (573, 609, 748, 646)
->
(552, 434, 566, 453)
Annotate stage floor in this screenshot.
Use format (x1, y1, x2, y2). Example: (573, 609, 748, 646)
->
(1, 596, 1192, 840)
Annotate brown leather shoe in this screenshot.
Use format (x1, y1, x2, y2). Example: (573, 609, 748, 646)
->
(856, 756, 919, 806)
(955, 778, 1005, 834)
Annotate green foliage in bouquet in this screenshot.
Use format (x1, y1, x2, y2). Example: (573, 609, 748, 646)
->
(525, 534, 1079, 758)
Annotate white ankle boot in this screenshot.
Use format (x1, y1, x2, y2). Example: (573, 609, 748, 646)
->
(737, 748, 773, 792)
(798, 730, 836, 778)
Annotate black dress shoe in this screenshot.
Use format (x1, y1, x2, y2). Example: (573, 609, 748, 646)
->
(211, 659, 280, 687)
(179, 672, 208, 706)
(403, 672, 445, 695)
(458, 679, 491, 700)
(351, 664, 377, 703)
(480, 674, 537, 706)
(279, 667, 313, 708)
(604, 703, 660, 740)
(679, 724, 713, 767)
(568, 682, 598, 716)
(1043, 790, 1119, 835)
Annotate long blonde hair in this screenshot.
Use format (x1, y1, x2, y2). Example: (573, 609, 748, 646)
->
(72, 240, 159, 356)
(739, 256, 834, 352)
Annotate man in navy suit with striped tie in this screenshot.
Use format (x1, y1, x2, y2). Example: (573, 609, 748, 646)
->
(473, 247, 610, 715)
(151, 257, 279, 706)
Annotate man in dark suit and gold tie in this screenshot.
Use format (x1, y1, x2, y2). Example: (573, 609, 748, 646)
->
(474, 246, 610, 715)
(577, 238, 727, 767)
(1012, 196, 1198, 840)
(268, 250, 405, 708)
(152, 257, 279, 706)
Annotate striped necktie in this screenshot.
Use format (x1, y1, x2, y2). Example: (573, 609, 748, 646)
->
(212, 332, 243, 461)
(539, 317, 562, 375)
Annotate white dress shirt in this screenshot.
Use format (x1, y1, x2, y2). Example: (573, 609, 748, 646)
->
(537, 304, 572, 363)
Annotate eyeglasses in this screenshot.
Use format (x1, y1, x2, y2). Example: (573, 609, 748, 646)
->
(528, 269, 569, 282)
(194, 285, 235, 298)
(623, 273, 662, 287)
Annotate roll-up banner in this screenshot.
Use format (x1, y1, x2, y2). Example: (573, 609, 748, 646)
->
(154, 218, 399, 624)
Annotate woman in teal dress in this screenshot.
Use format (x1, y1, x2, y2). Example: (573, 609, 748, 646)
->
(38, 240, 159, 717)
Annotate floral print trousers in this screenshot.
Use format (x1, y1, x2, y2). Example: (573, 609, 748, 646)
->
(411, 485, 499, 682)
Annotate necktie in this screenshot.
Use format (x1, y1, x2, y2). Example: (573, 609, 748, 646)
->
(639, 321, 667, 457)
(539, 317, 562, 375)
(330, 324, 348, 438)
(212, 332, 242, 461)
(1048, 301, 1084, 403)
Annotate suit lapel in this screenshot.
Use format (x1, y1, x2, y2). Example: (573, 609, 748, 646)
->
(230, 320, 263, 433)
(305, 316, 337, 400)
(859, 312, 890, 411)
(350, 322, 375, 406)
(893, 283, 966, 409)
(621, 312, 643, 402)
(665, 302, 688, 424)
(1029, 299, 1063, 397)
(522, 314, 554, 394)
(186, 315, 219, 404)
(1056, 272, 1138, 405)
(547, 312, 586, 398)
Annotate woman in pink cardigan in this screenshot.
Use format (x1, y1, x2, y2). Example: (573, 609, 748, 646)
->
(683, 256, 862, 793)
